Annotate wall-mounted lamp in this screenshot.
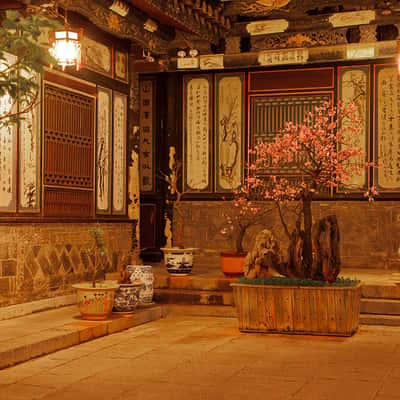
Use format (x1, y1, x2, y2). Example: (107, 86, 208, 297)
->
(109, 0, 130, 17)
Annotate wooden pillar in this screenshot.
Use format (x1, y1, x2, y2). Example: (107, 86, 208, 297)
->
(127, 44, 141, 253)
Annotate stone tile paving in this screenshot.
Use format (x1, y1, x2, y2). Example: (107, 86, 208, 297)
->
(0, 315, 399, 400)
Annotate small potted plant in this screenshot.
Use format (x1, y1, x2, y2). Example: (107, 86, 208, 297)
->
(220, 184, 272, 277)
(72, 227, 119, 320)
(160, 146, 197, 275)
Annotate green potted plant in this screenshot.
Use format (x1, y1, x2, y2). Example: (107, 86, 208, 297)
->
(231, 101, 376, 336)
(72, 227, 119, 320)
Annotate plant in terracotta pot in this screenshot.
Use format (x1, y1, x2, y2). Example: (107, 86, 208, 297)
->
(220, 182, 273, 277)
(231, 101, 376, 336)
(160, 146, 197, 275)
(72, 227, 119, 320)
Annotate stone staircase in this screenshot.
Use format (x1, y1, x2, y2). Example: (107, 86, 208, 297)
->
(360, 283, 400, 326)
(154, 272, 400, 326)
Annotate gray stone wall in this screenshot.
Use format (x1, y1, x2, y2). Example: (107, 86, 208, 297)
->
(176, 201, 400, 270)
(0, 223, 132, 308)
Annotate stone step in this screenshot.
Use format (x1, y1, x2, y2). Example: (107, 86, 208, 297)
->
(154, 288, 234, 306)
(164, 304, 237, 318)
(361, 284, 400, 300)
(107, 271, 236, 292)
(154, 275, 236, 291)
(360, 313, 400, 327)
(360, 298, 400, 315)
(0, 305, 165, 370)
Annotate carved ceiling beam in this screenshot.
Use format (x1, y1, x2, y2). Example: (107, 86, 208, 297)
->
(231, 9, 400, 38)
(223, 0, 381, 18)
(129, 0, 230, 45)
(33, 0, 172, 54)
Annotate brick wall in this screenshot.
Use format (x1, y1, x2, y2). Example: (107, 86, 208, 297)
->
(176, 201, 400, 270)
(0, 223, 133, 308)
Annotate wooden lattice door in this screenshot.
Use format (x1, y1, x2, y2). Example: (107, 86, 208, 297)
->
(43, 84, 95, 217)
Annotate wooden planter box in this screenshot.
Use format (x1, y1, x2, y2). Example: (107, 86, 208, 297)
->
(231, 283, 361, 337)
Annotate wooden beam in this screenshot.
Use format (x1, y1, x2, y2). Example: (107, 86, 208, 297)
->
(51, 0, 172, 54)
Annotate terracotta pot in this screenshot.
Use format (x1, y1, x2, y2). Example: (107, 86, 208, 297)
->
(220, 252, 246, 277)
(72, 281, 119, 320)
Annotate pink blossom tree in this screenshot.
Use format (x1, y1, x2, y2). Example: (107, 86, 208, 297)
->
(247, 101, 375, 282)
(221, 185, 272, 254)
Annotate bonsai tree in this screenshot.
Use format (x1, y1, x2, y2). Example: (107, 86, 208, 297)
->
(88, 227, 108, 288)
(246, 101, 375, 282)
(220, 181, 273, 255)
(0, 10, 56, 127)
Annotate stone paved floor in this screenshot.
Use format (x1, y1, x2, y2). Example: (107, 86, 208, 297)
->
(0, 314, 399, 400)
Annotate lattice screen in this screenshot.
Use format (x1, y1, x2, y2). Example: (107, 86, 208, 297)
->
(251, 93, 331, 174)
(43, 84, 94, 217)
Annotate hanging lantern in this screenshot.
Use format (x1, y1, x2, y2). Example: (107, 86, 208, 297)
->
(49, 28, 83, 71)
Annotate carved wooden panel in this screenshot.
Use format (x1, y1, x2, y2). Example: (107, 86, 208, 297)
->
(338, 66, 370, 192)
(249, 68, 334, 92)
(183, 75, 212, 192)
(250, 92, 332, 174)
(44, 188, 92, 217)
(140, 203, 156, 248)
(96, 86, 112, 214)
(43, 83, 95, 217)
(374, 65, 400, 192)
(139, 80, 155, 192)
(112, 91, 127, 215)
(215, 73, 244, 192)
(0, 53, 17, 212)
(19, 71, 41, 212)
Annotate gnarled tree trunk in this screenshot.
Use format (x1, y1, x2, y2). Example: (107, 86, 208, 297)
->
(312, 215, 340, 283)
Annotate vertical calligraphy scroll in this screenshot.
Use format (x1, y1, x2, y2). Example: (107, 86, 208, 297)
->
(184, 75, 211, 192)
(112, 91, 127, 214)
(96, 87, 112, 214)
(375, 65, 400, 191)
(0, 53, 17, 212)
(139, 80, 155, 192)
(338, 66, 369, 191)
(19, 70, 41, 212)
(216, 73, 244, 191)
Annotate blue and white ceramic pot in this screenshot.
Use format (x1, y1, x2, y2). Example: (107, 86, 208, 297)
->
(160, 247, 197, 275)
(127, 265, 154, 304)
(113, 282, 142, 312)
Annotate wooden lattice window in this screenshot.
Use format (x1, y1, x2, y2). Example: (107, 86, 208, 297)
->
(43, 84, 95, 217)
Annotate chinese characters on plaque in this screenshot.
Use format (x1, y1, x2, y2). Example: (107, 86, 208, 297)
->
(0, 52, 17, 212)
(139, 80, 154, 192)
(96, 87, 112, 214)
(339, 66, 369, 191)
(184, 76, 210, 191)
(376, 66, 400, 191)
(19, 71, 40, 212)
(113, 92, 127, 214)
